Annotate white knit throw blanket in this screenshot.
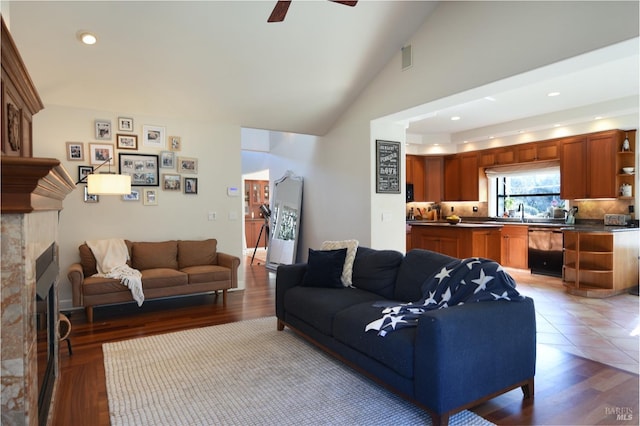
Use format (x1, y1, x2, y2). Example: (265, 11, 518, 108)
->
(86, 239, 144, 306)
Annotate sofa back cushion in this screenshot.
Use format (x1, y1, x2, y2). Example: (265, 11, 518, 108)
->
(393, 249, 457, 302)
(78, 240, 132, 276)
(351, 247, 403, 299)
(131, 241, 178, 270)
(178, 239, 218, 268)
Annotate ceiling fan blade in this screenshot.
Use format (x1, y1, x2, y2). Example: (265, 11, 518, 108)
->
(268, 1, 292, 22)
(329, 1, 358, 6)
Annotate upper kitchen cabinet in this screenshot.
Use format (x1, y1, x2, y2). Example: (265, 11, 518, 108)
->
(406, 155, 443, 202)
(406, 155, 426, 201)
(516, 140, 559, 163)
(478, 146, 516, 167)
(560, 130, 626, 199)
(444, 152, 481, 201)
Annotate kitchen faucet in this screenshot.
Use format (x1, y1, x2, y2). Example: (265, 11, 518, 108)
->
(518, 203, 525, 223)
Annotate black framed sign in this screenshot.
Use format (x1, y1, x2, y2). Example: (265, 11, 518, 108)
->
(375, 140, 401, 194)
(118, 153, 160, 187)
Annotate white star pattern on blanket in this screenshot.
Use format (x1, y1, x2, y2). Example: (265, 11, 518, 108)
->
(365, 258, 525, 336)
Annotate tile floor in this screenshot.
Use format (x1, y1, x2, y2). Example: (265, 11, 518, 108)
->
(506, 268, 639, 374)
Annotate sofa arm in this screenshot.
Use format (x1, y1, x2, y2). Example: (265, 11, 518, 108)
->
(217, 252, 241, 289)
(275, 263, 308, 321)
(67, 263, 85, 307)
(413, 297, 536, 415)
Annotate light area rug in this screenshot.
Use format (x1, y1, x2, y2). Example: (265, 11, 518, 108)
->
(103, 317, 494, 426)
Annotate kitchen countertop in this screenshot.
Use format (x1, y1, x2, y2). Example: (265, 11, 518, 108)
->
(407, 219, 639, 232)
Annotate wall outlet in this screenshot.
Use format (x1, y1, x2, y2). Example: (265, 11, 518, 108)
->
(629, 205, 634, 214)
(451, 206, 454, 212)
(472, 206, 478, 212)
(208, 211, 216, 221)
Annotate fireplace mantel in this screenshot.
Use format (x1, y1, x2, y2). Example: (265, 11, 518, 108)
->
(1, 156, 76, 213)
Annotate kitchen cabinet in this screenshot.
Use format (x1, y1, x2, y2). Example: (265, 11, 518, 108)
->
(478, 147, 516, 167)
(424, 156, 443, 202)
(616, 130, 636, 199)
(501, 225, 528, 269)
(410, 224, 502, 262)
(443, 152, 480, 201)
(560, 130, 627, 200)
(516, 140, 559, 163)
(406, 155, 426, 201)
(245, 218, 269, 249)
(563, 229, 639, 297)
(245, 179, 270, 219)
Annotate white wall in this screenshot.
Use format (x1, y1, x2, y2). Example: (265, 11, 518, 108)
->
(295, 1, 639, 255)
(33, 104, 244, 309)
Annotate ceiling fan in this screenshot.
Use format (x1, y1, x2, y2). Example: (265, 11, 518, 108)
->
(268, 1, 358, 23)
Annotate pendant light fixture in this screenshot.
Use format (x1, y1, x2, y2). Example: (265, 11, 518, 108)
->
(76, 157, 131, 195)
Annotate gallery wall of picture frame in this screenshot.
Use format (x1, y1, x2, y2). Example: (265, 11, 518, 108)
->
(70, 115, 200, 204)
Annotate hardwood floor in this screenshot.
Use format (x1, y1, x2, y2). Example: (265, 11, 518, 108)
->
(51, 259, 638, 425)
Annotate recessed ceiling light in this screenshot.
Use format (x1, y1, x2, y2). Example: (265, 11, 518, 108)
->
(553, 124, 561, 127)
(484, 96, 496, 102)
(547, 92, 560, 97)
(77, 31, 97, 45)
(450, 116, 461, 121)
(594, 116, 603, 120)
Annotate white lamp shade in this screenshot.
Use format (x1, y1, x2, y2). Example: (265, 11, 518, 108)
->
(87, 174, 131, 195)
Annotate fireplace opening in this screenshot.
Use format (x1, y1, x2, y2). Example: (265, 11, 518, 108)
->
(35, 243, 58, 426)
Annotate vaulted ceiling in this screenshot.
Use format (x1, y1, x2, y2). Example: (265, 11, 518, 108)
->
(6, 1, 639, 142)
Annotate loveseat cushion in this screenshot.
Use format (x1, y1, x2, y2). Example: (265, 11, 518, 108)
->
(178, 239, 217, 269)
(182, 265, 230, 284)
(394, 249, 457, 302)
(351, 247, 403, 299)
(82, 276, 130, 295)
(284, 287, 380, 335)
(333, 302, 416, 379)
(301, 248, 347, 288)
(141, 268, 188, 289)
(131, 241, 178, 270)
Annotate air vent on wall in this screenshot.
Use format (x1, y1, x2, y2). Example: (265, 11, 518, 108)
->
(401, 44, 412, 70)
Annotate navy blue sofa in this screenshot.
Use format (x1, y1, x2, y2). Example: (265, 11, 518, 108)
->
(276, 247, 536, 426)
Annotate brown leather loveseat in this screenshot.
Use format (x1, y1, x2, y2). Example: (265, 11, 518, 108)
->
(68, 239, 240, 322)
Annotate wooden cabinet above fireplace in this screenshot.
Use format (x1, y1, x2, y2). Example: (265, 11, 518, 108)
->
(1, 16, 44, 158)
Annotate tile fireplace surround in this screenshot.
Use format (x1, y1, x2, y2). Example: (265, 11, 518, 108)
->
(1, 157, 75, 425)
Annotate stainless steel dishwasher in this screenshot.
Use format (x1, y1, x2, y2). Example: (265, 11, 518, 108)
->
(528, 227, 563, 277)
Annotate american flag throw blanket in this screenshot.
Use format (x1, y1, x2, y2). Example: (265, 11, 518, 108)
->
(365, 258, 525, 336)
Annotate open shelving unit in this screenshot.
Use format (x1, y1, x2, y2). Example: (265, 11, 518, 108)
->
(563, 230, 639, 297)
(616, 130, 636, 199)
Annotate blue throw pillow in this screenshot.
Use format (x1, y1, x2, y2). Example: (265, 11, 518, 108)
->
(302, 248, 347, 288)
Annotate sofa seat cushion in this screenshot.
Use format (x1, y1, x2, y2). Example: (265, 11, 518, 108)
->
(82, 276, 129, 295)
(181, 265, 230, 284)
(333, 302, 417, 379)
(284, 287, 380, 336)
(141, 268, 188, 289)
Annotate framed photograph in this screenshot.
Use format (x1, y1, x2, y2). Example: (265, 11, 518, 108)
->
(143, 188, 158, 206)
(118, 153, 159, 186)
(84, 186, 99, 203)
(117, 134, 138, 150)
(177, 157, 198, 174)
(162, 173, 181, 191)
(160, 151, 175, 168)
(95, 120, 112, 140)
(169, 136, 181, 151)
(375, 140, 401, 194)
(88, 143, 115, 165)
(78, 165, 93, 184)
(184, 177, 198, 194)
(118, 117, 134, 132)
(122, 188, 141, 201)
(66, 142, 84, 161)
(142, 125, 165, 148)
